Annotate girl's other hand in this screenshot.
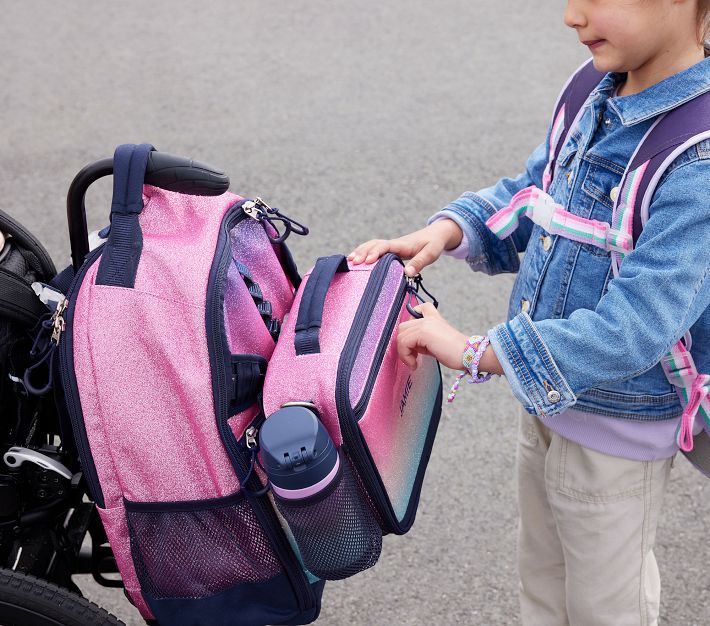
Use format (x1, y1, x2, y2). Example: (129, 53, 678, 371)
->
(397, 303, 468, 370)
(348, 219, 463, 277)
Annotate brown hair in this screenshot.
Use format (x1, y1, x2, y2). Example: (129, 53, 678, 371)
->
(698, 0, 710, 43)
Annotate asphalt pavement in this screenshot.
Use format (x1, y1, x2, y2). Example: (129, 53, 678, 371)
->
(1, 2, 708, 624)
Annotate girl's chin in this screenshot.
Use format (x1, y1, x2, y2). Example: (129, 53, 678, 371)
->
(589, 51, 620, 74)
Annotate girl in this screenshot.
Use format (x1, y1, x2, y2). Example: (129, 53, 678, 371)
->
(349, 1, 710, 624)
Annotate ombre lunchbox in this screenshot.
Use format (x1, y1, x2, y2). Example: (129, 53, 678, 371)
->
(261, 253, 443, 577)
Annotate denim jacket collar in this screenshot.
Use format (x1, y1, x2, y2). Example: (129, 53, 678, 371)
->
(587, 54, 710, 127)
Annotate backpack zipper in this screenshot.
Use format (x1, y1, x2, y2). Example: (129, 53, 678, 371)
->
(57, 245, 106, 507)
(207, 202, 315, 612)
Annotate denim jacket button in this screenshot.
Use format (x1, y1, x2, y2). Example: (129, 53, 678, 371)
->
(542, 236, 553, 251)
(547, 389, 561, 403)
(521, 299, 530, 313)
(610, 186, 620, 202)
(566, 170, 573, 186)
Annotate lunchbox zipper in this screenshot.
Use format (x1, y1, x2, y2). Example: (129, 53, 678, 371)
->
(207, 201, 315, 612)
(335, 254, 407, 533)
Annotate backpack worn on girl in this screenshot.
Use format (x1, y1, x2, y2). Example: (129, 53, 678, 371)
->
(487, 60, 710, 476)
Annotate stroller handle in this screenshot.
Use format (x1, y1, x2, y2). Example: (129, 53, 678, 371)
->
(67, 151, 230, 270)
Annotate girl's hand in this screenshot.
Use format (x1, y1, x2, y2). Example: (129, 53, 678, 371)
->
(398, 303, 505, 376)
(397, 303, 469, 370)
(348, 219, 463, 277)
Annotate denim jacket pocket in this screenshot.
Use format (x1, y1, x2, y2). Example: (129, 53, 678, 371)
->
(556, 130, 581, 170)
(581, 156, 624, 210)
(577, 156, 624, 257)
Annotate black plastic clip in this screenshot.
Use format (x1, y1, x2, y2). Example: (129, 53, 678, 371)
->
(242, 198, 309, 244)
(405, 274, 439, 319)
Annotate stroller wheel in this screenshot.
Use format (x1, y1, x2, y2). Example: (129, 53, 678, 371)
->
(0, 569, 125, 626)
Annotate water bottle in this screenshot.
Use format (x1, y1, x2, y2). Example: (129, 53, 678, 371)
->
(259, 404, 382, 580)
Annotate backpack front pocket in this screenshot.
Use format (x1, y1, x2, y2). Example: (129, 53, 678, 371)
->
(125, 493, 282, 600)
(123, 492, 313, 626)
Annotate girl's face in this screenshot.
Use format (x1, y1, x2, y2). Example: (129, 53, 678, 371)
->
(564, 0, 698, 73)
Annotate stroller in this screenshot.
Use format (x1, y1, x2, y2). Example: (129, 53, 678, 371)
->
(0, 152, 230, 625)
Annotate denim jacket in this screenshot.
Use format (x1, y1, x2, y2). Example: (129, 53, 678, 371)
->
(435, 56, 710, 421)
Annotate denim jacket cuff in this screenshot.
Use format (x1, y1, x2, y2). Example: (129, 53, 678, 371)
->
(428, 192, 520, 275)
(488, 312, 577, 417)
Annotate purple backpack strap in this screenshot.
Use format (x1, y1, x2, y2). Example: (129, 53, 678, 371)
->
(615, 89, 710, 475)
(544, 59, 605, 190)
(625, 89, 710, 242)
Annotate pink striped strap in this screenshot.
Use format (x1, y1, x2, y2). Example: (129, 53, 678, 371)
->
(610, 161, 650, 275)
(661, 341, 710, 452)
(614, 161, 710, 452)
(542, 105, 568, 193)
(485, 186, 632, 254)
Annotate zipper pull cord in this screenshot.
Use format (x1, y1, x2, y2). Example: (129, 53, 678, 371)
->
(405, 274, 439, 318)
(22, 298, 68, 396)
(411, 273, 439, 308)
(243, 198, 309, 244)
(23, 317, 57, 396)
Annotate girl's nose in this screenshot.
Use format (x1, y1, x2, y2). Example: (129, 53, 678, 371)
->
(563, 0, 587, 29)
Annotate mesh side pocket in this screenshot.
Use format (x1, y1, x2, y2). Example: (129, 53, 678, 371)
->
(275, 454, 382, 581)
(125, 493, 282, 600)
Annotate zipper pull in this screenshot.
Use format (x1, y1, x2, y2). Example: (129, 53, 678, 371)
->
(245, 425, 259, 449)
(242, 200, 264, 221)
(242, 197, 272, 219)
(50, 298, 68, 345)
(253, 197, 273, 213)
(24, 300, 65, 396)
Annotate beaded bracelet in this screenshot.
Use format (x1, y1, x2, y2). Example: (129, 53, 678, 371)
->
(447, 334, 493, 403)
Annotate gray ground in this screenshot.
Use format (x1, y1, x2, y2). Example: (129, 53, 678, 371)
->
(1, 1, 708, 624)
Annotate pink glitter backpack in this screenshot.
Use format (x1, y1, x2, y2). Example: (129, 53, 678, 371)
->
(261, 253, 443, 576)
(56, 144, 323, 625)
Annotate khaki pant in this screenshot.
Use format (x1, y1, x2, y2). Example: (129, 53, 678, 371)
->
(516, 409, 673, 626)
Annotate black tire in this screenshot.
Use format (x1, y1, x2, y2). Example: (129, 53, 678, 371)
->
(0, 569, 125, 626)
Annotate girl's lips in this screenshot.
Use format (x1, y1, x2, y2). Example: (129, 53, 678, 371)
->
(583, 39, 605, 49)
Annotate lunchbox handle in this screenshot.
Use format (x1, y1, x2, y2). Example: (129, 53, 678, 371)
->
(294, 254, 349, 355)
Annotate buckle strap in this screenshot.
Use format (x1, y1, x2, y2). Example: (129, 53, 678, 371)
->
(661, 340, 710, 452)
(677, 375, 710, 452)
(230, 355, 267, 414)
(485, 186, 633, 254)
(661, 345, 698, 386)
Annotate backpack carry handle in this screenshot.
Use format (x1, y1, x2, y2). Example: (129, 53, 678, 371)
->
(294, 255, 349, 355)
(67, 149, 230, 270)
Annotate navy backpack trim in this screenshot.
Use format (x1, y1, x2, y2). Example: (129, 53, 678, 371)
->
(96, 143, 155, 288)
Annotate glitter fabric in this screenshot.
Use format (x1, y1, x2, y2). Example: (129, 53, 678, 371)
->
(227, 405, 260, 453)
(74, 248, 239, 504)
(231, 219, 296, 325)
(263, 257, 442, 526)
(348, 261, 404, 407)
(66, 184, 335, 620)
(263, 261, 373, 443)
(358, 336, 440, 522)
(223, 260, 275, 358)
(98, 505, 153, 619)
